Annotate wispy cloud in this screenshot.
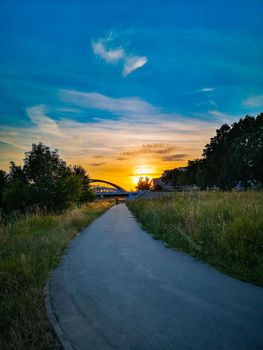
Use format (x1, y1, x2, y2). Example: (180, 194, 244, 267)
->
(60, 89, 224, 136)
(162, 154, 187, 161)
(0, 91, 219, 189)
(209, 100, 217, 106)
(90, 162, 106, 167)
(0, 141, 11, 147)
(201, 87, 214, 92)
(122, 144, 177, 156)
(122, 55, 147, 76)
(60, 89, 157, 118)
(60, 90, 220, 139)
(243, 95, 263, 107)
(208, 110, 237, 123)
(26, 105, 69, 140)
(91, 39, 124, 63)
(91, 34, 147, 76)
(1, 100, 216, 167)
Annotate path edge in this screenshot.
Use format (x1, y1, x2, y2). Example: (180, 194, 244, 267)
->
(45, 273, 74, 350)
(44, 205, 116, 350)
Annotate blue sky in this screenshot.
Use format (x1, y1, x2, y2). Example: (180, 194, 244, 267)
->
(0, 0, 263, 188)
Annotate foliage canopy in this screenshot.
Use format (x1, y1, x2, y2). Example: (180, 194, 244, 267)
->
(0, 143, 95, 213)
(162, 113, 263, 190)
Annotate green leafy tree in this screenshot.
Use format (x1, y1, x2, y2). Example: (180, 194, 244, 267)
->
(2, 143, 95, 213)
(161, 113, 263, 190)
(0, 170, 7, 209)
(203, 123, 232, 189)
(73, 165, 96, 203)
(161, 169, 182, 188)
(228, 114, 263, 189)
(3, 162, 31, 212)
(22, 143, 82, 211)
(252, 113, 263, 183)
(183, 159, 208, 189)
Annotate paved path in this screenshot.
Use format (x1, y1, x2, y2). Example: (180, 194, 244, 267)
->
(47, 204, 263, 350)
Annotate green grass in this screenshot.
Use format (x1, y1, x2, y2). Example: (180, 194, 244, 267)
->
(127, 191, 263, 286)
(0, 201, 112, 350)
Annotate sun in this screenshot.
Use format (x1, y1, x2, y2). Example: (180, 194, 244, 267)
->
(131, 166, 155, 185)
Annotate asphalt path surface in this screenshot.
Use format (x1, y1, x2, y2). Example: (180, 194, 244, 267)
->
(48, 204, 263, 350)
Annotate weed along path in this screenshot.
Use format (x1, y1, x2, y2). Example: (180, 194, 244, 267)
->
(47, 204, 263, 350)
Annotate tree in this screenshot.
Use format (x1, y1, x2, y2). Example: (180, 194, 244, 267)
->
(203, 123, 232, 189)
(136, 176, 153, 191)
(2, 162, 31, 212)
(2, 143, 95, 213)
(72, 165, 96, 203)
(161, 113, 263, 190)
(228, 114, 263, 189)
(0, 170, 7, 209)
(252, 113, 263, 183)
(184, 159, 208, 189)
(154, 183, 164, 191)
(22, 143, 82, 211)
(161, 169, 182, 189)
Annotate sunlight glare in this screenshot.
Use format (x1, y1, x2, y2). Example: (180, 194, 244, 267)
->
(131, 166, 155, 185)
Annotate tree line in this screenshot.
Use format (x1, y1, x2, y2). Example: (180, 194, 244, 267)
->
(0, 143, 95, 214)
(162, 113, 263, 190)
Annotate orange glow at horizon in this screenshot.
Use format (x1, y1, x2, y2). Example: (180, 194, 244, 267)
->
(0, 85, 220, 193)
(131, 166, 157, 185)
(85, 160, 190, 191)
(0, 152, 199, 192)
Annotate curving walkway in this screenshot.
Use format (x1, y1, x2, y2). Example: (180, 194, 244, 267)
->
(47, 204, 263, 350)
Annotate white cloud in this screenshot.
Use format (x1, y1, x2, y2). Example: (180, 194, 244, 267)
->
(201, 88, 214, 92)
(91, 34, 147, 76)
(60, 89, 157, 117)
(26, 105, 69, 140)
(1, 106, 216, 160)
(91, 39, 124, 63)
(208, 110, 237, 123)
(209, 100, 217, 106)
(123, 55, 148, 76)
(60, 90, 220, 136)
(0, 91, 219, 175)
(243, 95, 263, 107)
(0, 87, 226, 192)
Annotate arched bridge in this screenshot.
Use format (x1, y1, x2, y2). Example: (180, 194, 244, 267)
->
(89, 179, 128, 197)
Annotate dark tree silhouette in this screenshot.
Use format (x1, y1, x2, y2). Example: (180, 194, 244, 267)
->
(73, 165, 95, 203)
(136, 176, 153, 191)
(0, 170, 7, 208)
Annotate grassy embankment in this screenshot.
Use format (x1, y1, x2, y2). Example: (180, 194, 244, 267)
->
(0, 201, 112, 350)
(127, 191, 263, 286)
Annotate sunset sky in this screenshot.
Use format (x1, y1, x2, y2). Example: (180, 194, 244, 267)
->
(0, 1, 263, 190)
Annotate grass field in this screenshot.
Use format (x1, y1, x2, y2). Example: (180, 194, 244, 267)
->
(0, 201, 112, 350)
(127, 191, 263, 286)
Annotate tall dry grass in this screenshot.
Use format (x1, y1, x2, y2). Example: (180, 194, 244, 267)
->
(127, 191, 263, 285)
(0, 201, 112, 349)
